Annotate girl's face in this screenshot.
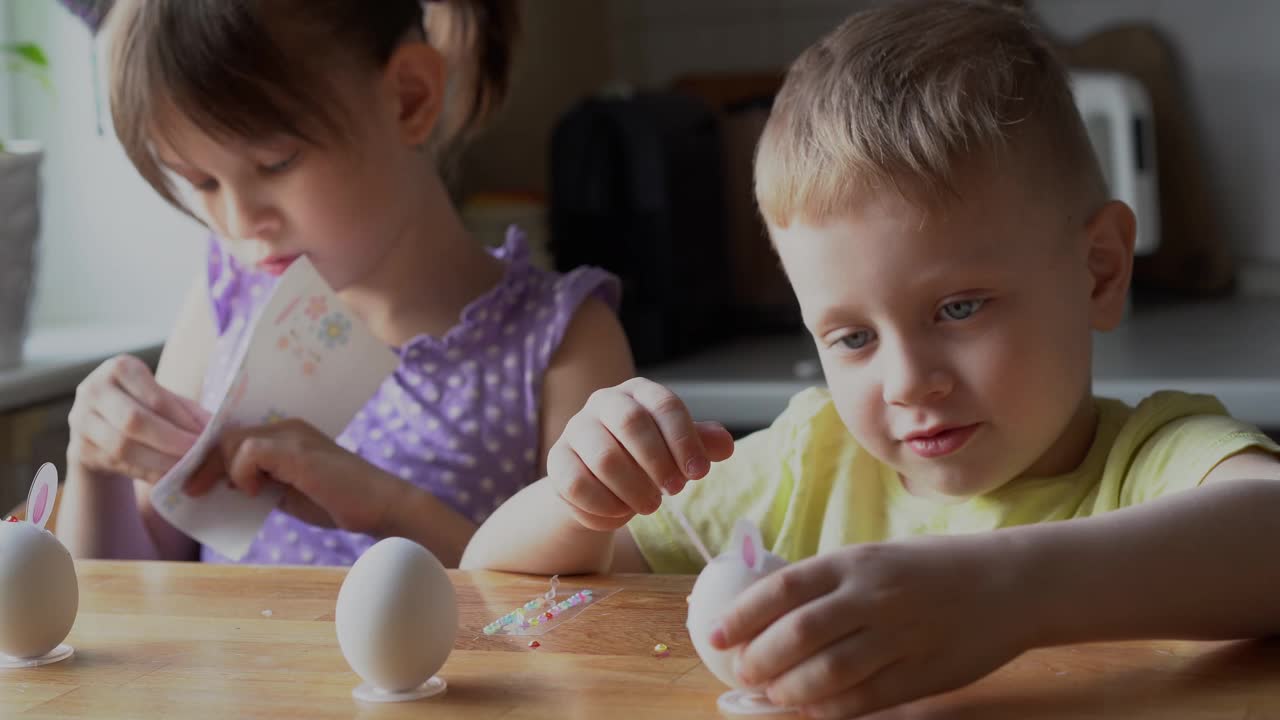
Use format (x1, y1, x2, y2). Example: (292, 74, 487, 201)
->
(152, 61, 431, 291)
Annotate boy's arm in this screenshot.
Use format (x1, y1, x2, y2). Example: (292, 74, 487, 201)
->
(1012, 452, 1280, 647)
(459, 476, 625, 575)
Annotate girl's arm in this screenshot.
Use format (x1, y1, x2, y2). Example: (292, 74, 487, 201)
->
(58, 276, 212, 561)
(535, 297, 636, 476)
(460, 296, 636, 574)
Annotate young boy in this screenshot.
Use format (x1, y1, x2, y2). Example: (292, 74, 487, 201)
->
(463, 0, 1280, 716)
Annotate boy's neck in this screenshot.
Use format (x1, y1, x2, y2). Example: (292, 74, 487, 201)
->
(1020, 390, 1100, 479)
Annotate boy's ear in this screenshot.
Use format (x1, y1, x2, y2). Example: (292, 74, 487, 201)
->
(381, 41, 447, 148)
(1085, 200, 1136, 332)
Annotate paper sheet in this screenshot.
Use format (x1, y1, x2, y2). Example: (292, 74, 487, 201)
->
(150, 256, 398, 560)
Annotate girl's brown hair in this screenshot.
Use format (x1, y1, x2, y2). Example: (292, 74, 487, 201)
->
(108, 0, 520, 212)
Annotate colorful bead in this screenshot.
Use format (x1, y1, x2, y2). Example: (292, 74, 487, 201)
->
(528, 641, 540, 649)
(653, 643, 670, 657)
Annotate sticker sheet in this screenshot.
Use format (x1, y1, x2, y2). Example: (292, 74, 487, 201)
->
(150, 257, 398, 560)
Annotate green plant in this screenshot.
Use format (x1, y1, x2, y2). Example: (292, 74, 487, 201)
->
(1, 42, 50, 152)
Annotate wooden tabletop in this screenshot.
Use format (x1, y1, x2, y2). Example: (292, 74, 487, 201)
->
(2, 561, 1278, 719)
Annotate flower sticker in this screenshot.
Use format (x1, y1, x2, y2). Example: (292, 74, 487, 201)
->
(277, 335, 290, 351)
(319, 313, 351, 348)
(305, 296, 328, 321)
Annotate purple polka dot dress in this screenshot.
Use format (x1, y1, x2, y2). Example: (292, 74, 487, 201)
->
(197, 227, 620, 565)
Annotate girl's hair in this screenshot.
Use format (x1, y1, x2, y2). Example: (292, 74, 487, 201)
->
(107, 0, 520, 212)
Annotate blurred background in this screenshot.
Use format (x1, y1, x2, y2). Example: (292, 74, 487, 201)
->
(3, 0, 1280, 510)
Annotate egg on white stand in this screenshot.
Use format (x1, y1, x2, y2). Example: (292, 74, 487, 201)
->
(0, 463, 79, 668)
(686, 519, 794, 716)
(335, 536, 457, 703)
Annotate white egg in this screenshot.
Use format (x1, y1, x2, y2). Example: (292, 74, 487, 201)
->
(0, 521, 79, 659)
(686, 520, 787, 690)
(335, 537, 457, 693)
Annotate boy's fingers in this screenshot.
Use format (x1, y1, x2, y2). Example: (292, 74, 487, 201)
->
(695, 421, 734, 462)
(598, 393, 686, 494)
(572, 419, 662, 515)
(623, 378, 709, 480)
(762, 628, 896, 710)
(548, 440, 630, 519)
(713, 563, 837, 650)
(736, 593, 866, 689)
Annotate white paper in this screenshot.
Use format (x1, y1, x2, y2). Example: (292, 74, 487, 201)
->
(150, 256, 399, 560)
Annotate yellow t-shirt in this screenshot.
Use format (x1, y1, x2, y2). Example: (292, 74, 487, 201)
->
(629, 388, 1279, 574)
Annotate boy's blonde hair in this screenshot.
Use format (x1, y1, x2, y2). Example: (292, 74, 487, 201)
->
(755, 0, 1106, 227)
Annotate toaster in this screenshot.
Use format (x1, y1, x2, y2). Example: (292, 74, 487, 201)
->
(1070, 70, 1160, 255)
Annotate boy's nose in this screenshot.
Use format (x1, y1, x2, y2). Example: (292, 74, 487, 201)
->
(880, 343, 953, 407)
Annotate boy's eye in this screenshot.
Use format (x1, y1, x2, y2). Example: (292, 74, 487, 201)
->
(261, 151, 300, 174)
(939, 298, 985, 321)
(194, 178, 219, 193)
(837, 329, 875, 350)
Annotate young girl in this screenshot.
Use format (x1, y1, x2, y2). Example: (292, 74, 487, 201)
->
(56, 0, 634, 568)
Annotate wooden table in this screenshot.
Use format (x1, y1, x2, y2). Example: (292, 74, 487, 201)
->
(2, 561, 1278, 719)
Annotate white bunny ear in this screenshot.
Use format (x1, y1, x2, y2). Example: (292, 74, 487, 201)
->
(27, 463, 59, 530)
(730, 519, 766, 572)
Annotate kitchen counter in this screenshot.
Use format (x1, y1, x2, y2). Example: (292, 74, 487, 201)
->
(645, 296, 1280, 431)
(0, 323, 167, 413)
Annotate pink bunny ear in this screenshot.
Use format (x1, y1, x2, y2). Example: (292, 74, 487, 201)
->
(27, 463, 59, 530)
(730, 519, 766, 572)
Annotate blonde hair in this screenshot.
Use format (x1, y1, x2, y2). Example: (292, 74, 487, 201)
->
(755, 0, 1105, 227)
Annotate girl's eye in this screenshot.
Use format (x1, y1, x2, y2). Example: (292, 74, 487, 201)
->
(262, 151, 300, 174)
(939, 298, 985, 321)
(837, 329, 875, 350)
(194, 178, 219, 193)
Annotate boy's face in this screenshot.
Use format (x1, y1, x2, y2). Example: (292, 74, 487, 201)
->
(771, 171, 1130, 499)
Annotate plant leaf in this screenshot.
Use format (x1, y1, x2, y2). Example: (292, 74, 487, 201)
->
(2, 43, 49, 70)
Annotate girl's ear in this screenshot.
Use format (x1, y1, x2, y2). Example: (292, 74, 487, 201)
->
(381, 41, 448, 149)
(730, 519, 766, 572)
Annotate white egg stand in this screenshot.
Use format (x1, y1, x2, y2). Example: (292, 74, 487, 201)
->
(0, 464, 79, 668)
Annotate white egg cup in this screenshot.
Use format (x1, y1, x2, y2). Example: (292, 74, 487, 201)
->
(351, 675, 447, 703)
(686, 519, 795, 716)
(0, 463, 78, 669)
(336, 537, 456, 703)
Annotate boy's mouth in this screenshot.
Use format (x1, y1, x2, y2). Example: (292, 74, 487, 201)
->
(902, 423, 980, 458)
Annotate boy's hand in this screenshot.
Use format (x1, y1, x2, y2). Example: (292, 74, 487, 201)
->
(713, 535, 1026, 718)
(184, 419, 406, 534)
(547, 377, 734, 531)
(67, 354, 211, 484)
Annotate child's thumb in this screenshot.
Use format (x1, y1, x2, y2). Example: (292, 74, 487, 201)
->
(695, 421, 734, 462)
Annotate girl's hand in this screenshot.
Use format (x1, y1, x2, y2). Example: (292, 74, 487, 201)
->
(67, 354, 211, 484)
(547, 377, 734, 532)
(185, 419, 406, 534)
(712, 535, 1027, 718)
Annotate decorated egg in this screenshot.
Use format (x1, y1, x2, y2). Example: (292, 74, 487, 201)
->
(686, 519, 787, 690)
(0, 464, 78, 663)
(335, 536, 456, 701)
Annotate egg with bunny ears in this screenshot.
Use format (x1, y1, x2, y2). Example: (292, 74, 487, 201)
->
(0, 463, 78, 666)
(686, 519, 788, 690)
